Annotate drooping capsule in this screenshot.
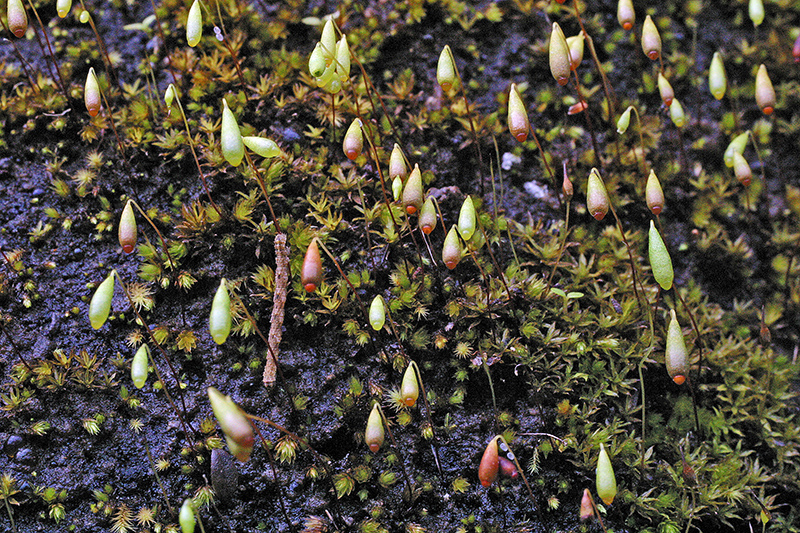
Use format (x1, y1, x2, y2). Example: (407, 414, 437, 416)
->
(580, 488, 595, 521)
(118, 200, 137, 254)
(301, 240, 322, 293)
(665, 309, 689, 385)
(402, 164, 424, 215)
(442, 226, 462, 270)
(657, 72, 674, 106)
(595, 444, 617, 506)
(755, 64, 775, 115)
(365, 403, 384, 452)
(732, 151, 752, 186)
(56, 0, 71, 18)
(419, 197, 437, 235)
(242, 136, 280, 158)
(209, 278, 232, 345)
(186, 0, 202, 47)
(89, 271, 116, 330)
(131, 344, 149, 389)
(220, 99, 244, 167)
(748, 0, 764, 27)
(368, 295, 385, 331)
(437, 45, 456, 92)
(335, 37, 351, 81)
(724, 132, 750, 168)
(645, 170, 665, 215)
(616, 106, 632, 134)
(648, 220, 674, 291)
(457, 195, 476, 241)
(85, 68, 101, 117)
(478, 436, 500, 487)
(586, 168, 610, 221)
(641, 15, 662, 61)
(389, 144, 407, 182)
(179, 499, 196, 533)
(7, 0, 27, 38)
(400, 362, 419, 407)
(343, 118, 363, 161)
(617, 0, 635, 30)
(709, 52, 727, 101)
(549, 22, 571, 86)
(566, 32, 585, 71)
(669, 98, 686, 128)
(507, 83, 530, 143)
(208, 387, 254, 462)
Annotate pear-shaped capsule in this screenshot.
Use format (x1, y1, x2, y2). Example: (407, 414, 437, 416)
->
(164, 84, 176, 109)
(85, 68, 101, 117)
(179, 499, 196, 533)
(186, 0, 202, 47)
(335, 37, 351, 81)
(648, 221, 673, 291)
(596, 444, 617, 506)
(616, 106, 632, 134)
(400, 362, 419, 407)
(118, 200, 137, 254)
(755, 64, 775, 115)
(301, 240, 322, 293)
(645, 170, 665, 215)
(419, 197, 437, 235)
(657, 72, 674, 106)
(89, 272, 116, 330)
(507, 83, 530, 143)
(457, 196, 476, 241)
(732, 151, 752, 186)
(56, 0, 71, 18)
(320, 18, 336, 59)
(617, 0, 635, 30)
(442, 226, 462, 270)
(365, 403, 384, 452)
(402, 164, 424, 215)
(566, 32, 585, 71)
(580, 488, 595, 521)
(368, 295, 385, 331)
(665, 309, 689, 385)
(748, 0, 764, 27)
(221, 99, 244, 167)
(392, 176, 403, 201)
(641, 15, 662, 61)
(131, 344, 149, 389)
(343, 118, 363, 161)
(208, 387, 254, 462)
(586, 168, 610, 221)
(308, 42, 326, 79)
(389, 143, 407, 182)
(709, 52, 727, 100)
(549, 23, 571, 86)
(478, 436, 500, 487)
(242, 136, 280, 158)
(724, 132, 749, 168)
(209, 278, 232, 345)
(7, 0, 27, 38)
(669, 98, 686, 128)
(437, 45, 456, 92)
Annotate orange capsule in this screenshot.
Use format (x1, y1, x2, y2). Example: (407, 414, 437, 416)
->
(85, 68, 101, 117)
(498, 456, 518, 479)
(641, 15, 662, 61)
(567, 101, 588, 115)
(507, 83, 529, 143)
(478, 437, 500, 487)
(755, 64, 775, 116)
(402, 164, 424, 215)
(118, 200, 137, 254)
(342, 118, 363, 161)
(301, 240, 322, 293)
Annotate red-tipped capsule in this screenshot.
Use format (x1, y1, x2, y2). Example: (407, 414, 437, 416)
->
(85, 68, 101, 117)
(419, 197, 437, 235)
(645, 170, 665, 215)
(567, 101, 588, 115)
(478, 437, 500, 487)
(732, 151, 752, 186)
(400, 362, 419, 407)
(755, 64, 775, 115)
(507, 83, 530, 143)
(658, 72, 674, 107)
(617, 0, 635, 31)
(118, 200, 137, 254)
(642, 15, 662, 61)
(442, 227, 462, 270)
(549, 22, 571, 87)
(365, 403, 384, 452)
(342, 118, 363, 161)
(7, 0, 27, 38)
(403, 164, 424, 215)
(301, 240, 322, 293)
(437, 45, 456, 92)
(665, 309, 689, 385)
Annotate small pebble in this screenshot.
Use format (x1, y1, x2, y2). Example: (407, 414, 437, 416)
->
(16, 448, 35, 464)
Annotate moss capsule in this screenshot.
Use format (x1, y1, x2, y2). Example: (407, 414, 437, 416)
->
(617, 0, 635, 30)
(645, 170, 665, 215)
(118, 200, 137, 254)
(507, 83, 529, 143)
(666, 309, 689, 385)
(419, 197, 437, 235)
(586, 168, 610, 221)
(131, 344, 149, 389)
(596, 444, 617, 506)
(209, 278, 232, 345)
(755, 64, 775, 115)
(724, 132, 749, 168)
(616, 106, 632, 134)
(220, 99, 244, 167)
(368, 295, 385, 331)
(365, 403, 384, 452)
(648, 220, 673, 291)
(56, 0, 71, 18)
(89, 271, 116, 330)
(208, 387, 254, 462)
(457, 195, 476, 241)
(442, 226, 462, 270)
(566, 32, 585, 70)
(400, 362, 419, 407)
(342, 118, 363, 161)
(549, 23, 571, 86)
(709, 52, 727, 100)
(301, 240, 322, 293)
(242, 136, 280, 158)
(641, 15, 661, 61)
(478, 437, 500, 487)
(84, 68, 101, 117)
(389, 143, 407, 182)
(402, 164, 424, 215)
(179, 499, 196, 533)
(186, 0, 202, 47)
(437, 45, 456, 92)
(657, 72, 674, 106)
(732, 151, 752, 186)
(7, 0, 27, 38)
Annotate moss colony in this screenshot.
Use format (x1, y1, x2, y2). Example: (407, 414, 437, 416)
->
(1, 0, 800, 532)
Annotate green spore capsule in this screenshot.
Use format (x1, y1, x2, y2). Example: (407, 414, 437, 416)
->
(648, 220, 673, 291)
(209, 278, 232, 345)
(89, 271, 116, 330)
(131, 344, 150, 389)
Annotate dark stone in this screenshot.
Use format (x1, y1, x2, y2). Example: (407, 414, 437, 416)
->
(210, 448, 238, 503)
